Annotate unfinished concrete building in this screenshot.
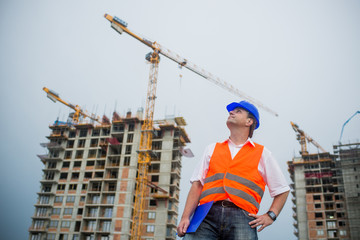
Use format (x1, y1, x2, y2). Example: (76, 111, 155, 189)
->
(333, 142, 360, 239)
(288, 142, 360, 240)
(29, 109, 191, 240)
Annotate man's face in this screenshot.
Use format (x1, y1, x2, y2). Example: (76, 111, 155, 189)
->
(226, 107, 253, 129)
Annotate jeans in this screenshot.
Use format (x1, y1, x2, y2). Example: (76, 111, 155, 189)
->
(183, 201, 258, 240)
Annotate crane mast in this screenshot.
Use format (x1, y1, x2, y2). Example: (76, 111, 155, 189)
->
(104, 13, 278, 239)
(290, 121, 327, 155)
(131, 51, 160, 238)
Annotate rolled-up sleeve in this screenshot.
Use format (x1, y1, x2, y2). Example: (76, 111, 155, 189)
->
(260, 147, 290, 198)
(190, 143, 216, 185)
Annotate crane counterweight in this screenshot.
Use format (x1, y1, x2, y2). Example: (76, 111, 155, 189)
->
(113, 16, 128, 27)
(46, 94, 57, 103)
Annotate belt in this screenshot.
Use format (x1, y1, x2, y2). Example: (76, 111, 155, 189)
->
(214, 200, 238, 208)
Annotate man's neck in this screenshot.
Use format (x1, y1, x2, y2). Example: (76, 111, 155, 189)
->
(229, 128, 249, 145)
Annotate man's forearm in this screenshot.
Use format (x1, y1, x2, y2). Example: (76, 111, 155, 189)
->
(181, 181, 203, 219)
(177, 181, 203, 237)
(269, 190, 289, 216)
(249, 190, 290, 232)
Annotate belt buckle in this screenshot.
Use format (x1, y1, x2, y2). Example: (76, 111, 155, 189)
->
(221, 200, 228, 207)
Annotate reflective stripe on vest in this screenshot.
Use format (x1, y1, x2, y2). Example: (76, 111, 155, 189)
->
(199, 141, 265, 214)
(226, 173, 264, 198)
(200, 173, 263, 210)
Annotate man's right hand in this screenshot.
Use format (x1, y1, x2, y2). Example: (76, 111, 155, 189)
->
(177, 181, 203, 237)
(177, 218, 190, 237)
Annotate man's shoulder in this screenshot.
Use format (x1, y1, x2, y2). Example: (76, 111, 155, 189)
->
(207, 140, 227, 147)
(252, 140, 260, 144)
(250, 140, 264, 148)
(251, 141, 272, 156)
(206, 142, 218, 150)
(203, 142, 223, 156)
(259, 145, 275, 163)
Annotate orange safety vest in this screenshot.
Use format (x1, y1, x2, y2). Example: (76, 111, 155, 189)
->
(199, 141, 266, 214)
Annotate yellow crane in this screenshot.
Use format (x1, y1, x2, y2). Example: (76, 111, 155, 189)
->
(290, 121, 327, 155)
(43, 87, 100, 124)
(104, 14, 278, 239)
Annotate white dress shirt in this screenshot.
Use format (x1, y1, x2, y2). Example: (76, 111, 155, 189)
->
(190, 138, 290, 198)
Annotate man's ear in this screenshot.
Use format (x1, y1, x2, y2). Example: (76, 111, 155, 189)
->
(246, 118, 253, 127)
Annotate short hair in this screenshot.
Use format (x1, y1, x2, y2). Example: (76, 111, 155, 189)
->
(247, 112, 257, 138)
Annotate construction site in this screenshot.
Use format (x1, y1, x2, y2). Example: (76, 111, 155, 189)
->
(288, 121, 360, 240)
(25, 10, 360, 240)
(28, 13, 280, 240)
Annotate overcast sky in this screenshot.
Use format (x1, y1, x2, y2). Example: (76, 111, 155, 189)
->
(1, 1, 359, 239)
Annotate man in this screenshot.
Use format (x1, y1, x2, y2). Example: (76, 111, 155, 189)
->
(177, 101, 290, 240)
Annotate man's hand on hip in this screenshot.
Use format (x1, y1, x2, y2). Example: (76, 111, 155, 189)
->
(248, 213, 274, 232)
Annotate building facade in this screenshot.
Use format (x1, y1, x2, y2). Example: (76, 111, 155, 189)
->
(333, 142, 360, 239)
(288, 142, 360, 240)
(29, 110, 190, 240)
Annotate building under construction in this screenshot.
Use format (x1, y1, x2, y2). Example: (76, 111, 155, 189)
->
(333, 142, 360, 239)
(28, 109, 191, 240)
(288, 141, 360, 240)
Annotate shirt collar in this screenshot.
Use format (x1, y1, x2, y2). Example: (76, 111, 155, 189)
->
(227, 137, 255, 148)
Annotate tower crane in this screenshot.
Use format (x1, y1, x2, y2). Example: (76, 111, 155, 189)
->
(43, 87, 100, 124)
(290, 121, 327, 155)
(104, 14, 279, 117)
(104, 14, 279, 239)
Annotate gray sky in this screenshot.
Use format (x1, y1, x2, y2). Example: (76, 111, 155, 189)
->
(1, 1, 359, 239)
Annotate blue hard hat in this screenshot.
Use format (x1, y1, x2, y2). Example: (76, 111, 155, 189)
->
(226, 101, 260, 129)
